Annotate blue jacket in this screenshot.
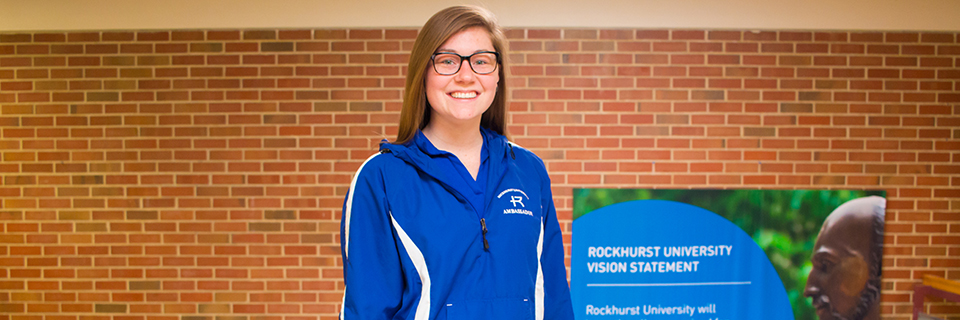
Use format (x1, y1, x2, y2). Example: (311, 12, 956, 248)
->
(340, 129, 574, 320)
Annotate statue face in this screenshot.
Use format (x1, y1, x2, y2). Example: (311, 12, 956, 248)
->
(804, 198, 882, 320)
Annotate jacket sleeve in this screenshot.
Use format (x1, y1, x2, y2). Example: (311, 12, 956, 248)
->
(539, 165, 576, 320)
(340, 155, 403, 319)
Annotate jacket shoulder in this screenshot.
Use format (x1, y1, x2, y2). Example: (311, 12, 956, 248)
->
(507, 142, 549, 178)
(507, 142, 545, 164)
(351, 151, 403, 179)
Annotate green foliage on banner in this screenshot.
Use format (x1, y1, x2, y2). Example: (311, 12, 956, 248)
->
(572, 188, 885, 320)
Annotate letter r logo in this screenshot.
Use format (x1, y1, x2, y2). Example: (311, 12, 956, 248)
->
(510, 196, 524, 207)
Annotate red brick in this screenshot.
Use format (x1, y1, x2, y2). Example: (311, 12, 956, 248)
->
(831, 44, 864, 54)
(652, 42, 686, 52)
(637, 30, 669, 39)
(797, 43, 829, 53)
(706, 31, 740, 40)
(778, 31, 811, 41)
(725, 42, 758, 53)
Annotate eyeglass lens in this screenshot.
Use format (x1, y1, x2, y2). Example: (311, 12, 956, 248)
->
(433, 52, 498, 75)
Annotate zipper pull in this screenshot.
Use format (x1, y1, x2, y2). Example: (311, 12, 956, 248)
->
(480, 218, 489, 250)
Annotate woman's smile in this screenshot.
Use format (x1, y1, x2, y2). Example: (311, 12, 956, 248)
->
(450, 91, 478, 99)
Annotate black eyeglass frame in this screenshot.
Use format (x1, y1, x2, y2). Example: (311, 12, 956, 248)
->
(430, 51, 501, 75)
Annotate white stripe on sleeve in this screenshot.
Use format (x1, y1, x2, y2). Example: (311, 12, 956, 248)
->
(343, 152, 382, 260)
(391, 212, 431, 320)
(535, 217, 545, 320)
(340, 153, 382, 320)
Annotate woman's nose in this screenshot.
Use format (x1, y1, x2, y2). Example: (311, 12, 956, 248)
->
(454, 60, 477, 81)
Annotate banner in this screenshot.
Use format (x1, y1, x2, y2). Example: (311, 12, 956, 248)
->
(571, 189, 886, 320)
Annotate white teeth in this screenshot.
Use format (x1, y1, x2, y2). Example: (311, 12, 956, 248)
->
(451, 92, 477, 99)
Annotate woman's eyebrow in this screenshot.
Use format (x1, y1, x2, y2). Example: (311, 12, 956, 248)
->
(435, 48, 492, 54)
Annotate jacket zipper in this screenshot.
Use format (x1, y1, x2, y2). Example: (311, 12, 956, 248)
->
(479, 143, 513, 252)
(480, 218, 489, 250)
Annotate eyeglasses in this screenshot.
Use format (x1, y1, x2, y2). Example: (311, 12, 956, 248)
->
(431, 51, 500, 75)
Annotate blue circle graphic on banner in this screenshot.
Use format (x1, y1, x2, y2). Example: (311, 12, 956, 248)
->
(572, 200, 794, 320)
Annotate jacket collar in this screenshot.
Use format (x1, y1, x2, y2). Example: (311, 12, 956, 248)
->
(379, 127, 510, 194)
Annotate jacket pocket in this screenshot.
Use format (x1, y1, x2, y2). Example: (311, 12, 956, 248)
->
(444, 298, 532, 320)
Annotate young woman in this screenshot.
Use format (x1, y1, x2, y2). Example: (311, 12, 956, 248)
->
(340, 6, 574, 320)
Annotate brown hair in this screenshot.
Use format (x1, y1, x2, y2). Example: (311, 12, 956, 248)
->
(394, 5, 508, 144)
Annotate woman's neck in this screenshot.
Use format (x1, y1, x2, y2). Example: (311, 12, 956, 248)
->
(422, 121, 484, 180)
(422, 122, 483, 154)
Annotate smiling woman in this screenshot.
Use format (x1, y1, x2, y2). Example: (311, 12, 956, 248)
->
(338, 5, 574, 320)
(422, 27, 501, 168)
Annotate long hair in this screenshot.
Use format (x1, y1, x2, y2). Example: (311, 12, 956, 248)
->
(394, 5, 508, 144)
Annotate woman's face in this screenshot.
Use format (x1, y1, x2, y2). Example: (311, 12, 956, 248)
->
(425, 27, 499, 129)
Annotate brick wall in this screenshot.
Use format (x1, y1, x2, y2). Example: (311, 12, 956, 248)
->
(0, 28, 958, 320)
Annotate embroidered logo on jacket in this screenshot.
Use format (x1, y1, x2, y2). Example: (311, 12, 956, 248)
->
(497, 188, 534, 216)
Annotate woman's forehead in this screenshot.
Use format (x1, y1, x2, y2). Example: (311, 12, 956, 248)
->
(436, 27, 494, 52)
